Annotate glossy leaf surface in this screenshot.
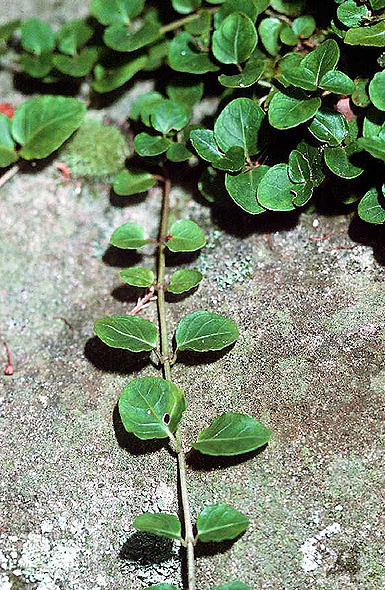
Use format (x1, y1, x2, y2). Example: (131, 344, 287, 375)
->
(113, 170, 156, 196)
(257, 164, 297, 211)
(167, 269, 203, 294)
(268, 89, 321, 130)
(193, 412, 272, 455)
(110, 221, 149, 249)
(225, 167, 268, 214)
(134, 133, 171, 156)
(214, 98, 264, 156)
(12, 96, 86, 160)
(94, 316, 158, 351)
(120, 267, 155, 287)
(175, 311, 239, 352)
(169, 32, 219, 74)
(212, 12, 257, 65)
(197, 504, 249, 542)
(133, 513, 182, 540)
(119, 377, 186, 438)
(308, 108, 348, 147)
(0, 114, 18, 168)
(358, 187, 385, 224)
(166, 220, 206, 252)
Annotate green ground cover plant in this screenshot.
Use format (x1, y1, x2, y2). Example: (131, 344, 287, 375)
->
(1, 1, 385, 588)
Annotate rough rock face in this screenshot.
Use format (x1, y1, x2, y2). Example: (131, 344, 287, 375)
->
(1, 3, 385, 590)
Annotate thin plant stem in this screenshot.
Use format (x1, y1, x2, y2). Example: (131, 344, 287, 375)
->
(0, 164, 19, 189)
(156, 171, 196, 590)
(160, 7, 216, 34)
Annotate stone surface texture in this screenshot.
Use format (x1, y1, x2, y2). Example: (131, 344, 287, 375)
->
(0, 3, 384, 590)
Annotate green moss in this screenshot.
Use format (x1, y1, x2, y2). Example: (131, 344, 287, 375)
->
(61, 118, 129, 178)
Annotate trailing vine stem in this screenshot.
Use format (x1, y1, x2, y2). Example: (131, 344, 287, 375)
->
(156, 170, 196, 590)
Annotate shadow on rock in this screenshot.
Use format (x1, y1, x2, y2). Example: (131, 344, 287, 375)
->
(102, 245, 142, 268)
(186, 444, 268, 472)
(175, 343, 237, 367)
(119, 531, 175, 565)
(111, 283, 141, 303)
(112, 404, 166, 455)
(84, 336, 150, 374)
(349, 214, 385, 266)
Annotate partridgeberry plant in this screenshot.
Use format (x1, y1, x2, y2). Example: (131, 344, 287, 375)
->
(93, 98, 272, 590)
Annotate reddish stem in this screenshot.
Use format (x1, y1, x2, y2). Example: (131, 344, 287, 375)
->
(3, 341, 14, 375)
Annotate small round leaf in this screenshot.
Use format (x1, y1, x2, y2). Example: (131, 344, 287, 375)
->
(120, 267, 155, 287)
(257, 164, 297, 211)
(110, 221, 149, 249)
(134, 133, 171, 157)
(118, 376, 187, 439)
(133, 513, 182, 540)
(192, 412, 272, 456)
(167, 269, 203, 294)
(175, 311, 239, 352)
(113, 170, 156, 196)
(94, 315, 158, 352)
(214, 98, 265, 156)
(358, 187, 385, 224)
(369, 71, 385, 112)
(197, 504, 249, 543)
(212, 12, 257, 65)
(166, 220, 206, 252)
(225, 167, 269, 214)
(151, 100, 190, 134)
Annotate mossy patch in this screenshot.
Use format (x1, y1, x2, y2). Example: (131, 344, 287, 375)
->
(61, 118, 129, 178)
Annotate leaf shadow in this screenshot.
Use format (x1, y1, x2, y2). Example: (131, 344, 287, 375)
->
(109, 184, 148, 208)
(119, 531, 175, 565)
(185, 444, 269, 472)
(165, 286, 199, 304)
(174, 342, 237, 367)
(112, 403, 166, 455)
(102, 245, 142, 267)
(84, 336, 150, 374)
(111, 283, 141, 303)
(194, 536, 244, 559)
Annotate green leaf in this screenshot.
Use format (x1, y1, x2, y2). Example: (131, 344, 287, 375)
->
(20, 52, 53, 78)
(113, 170, 156, 196)
(171, 0, 201, 14)
(214, 0, 261, 27)
(144, 40, 169, 71)
(258, 17, 281, 56)
(166, 219, 206, 252)
(167, 269, 203, 294)
(184, 9, 212, 36)
(92, 56, 147, 93)
(0, 114, 18, 168)
(57, 20, 93, 55)
(166, 143, 193, 162)
(142, 586, 181, 590)
(357, 137, 385, 161)
(21, 18, 55, 55)
(211, 146, 245, 172)
(130, 91, 163, 125)
(352, 77, 370, 107)
(292, 15, 316, 38)
(134, 133, 171, 157)
(104, 21, 160, 52)
(225, 166, 268, 214)
(358, 187, 385, 224)
(166, 81, 203, 106)
(270, 0, 305, 16)
(211, 583, 251, 590)
(169, 32, 219, 74)
(279, 64, 317, 91)
(288, 150, 311, 183)
(319, 70, 355, 95)
(151, 100, 190, 134)
(11, 96, 85, 160)
(192, 412, 272, 455)
(279, 24, 298, 46)
(218, 58, 264, 88)
(268, 89, 321, 130)
(291, 182, 313, 206)
(53, 47, 98, 77)
(214, 98, 265, 156)
(324, 144, 365, 178)
(110, 221, 149, 249)
(308, 108, 349, 146)
(301, 39, 340, 85)
(190, 129, 222, 162)
(369, 71, 385, 112)
(369, 0, 385, 8)
(120, 267, 155, 287)
(118, 376, 186, 438)
(363, 107, 385, 139)
(257, 164, 297, 211)
(197, 504, 249, 543)
(296, 139, 325, 187)
(94, 316, 158, 351)
(212, 12, 257, 65)
(175, 310, 239, 352)
(133, 512, 182, 540)
(0, 20, 20, 43)
(345, 22, 385, 46)
(91, 0, 145, 25)
(337, 1, 368, 28)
